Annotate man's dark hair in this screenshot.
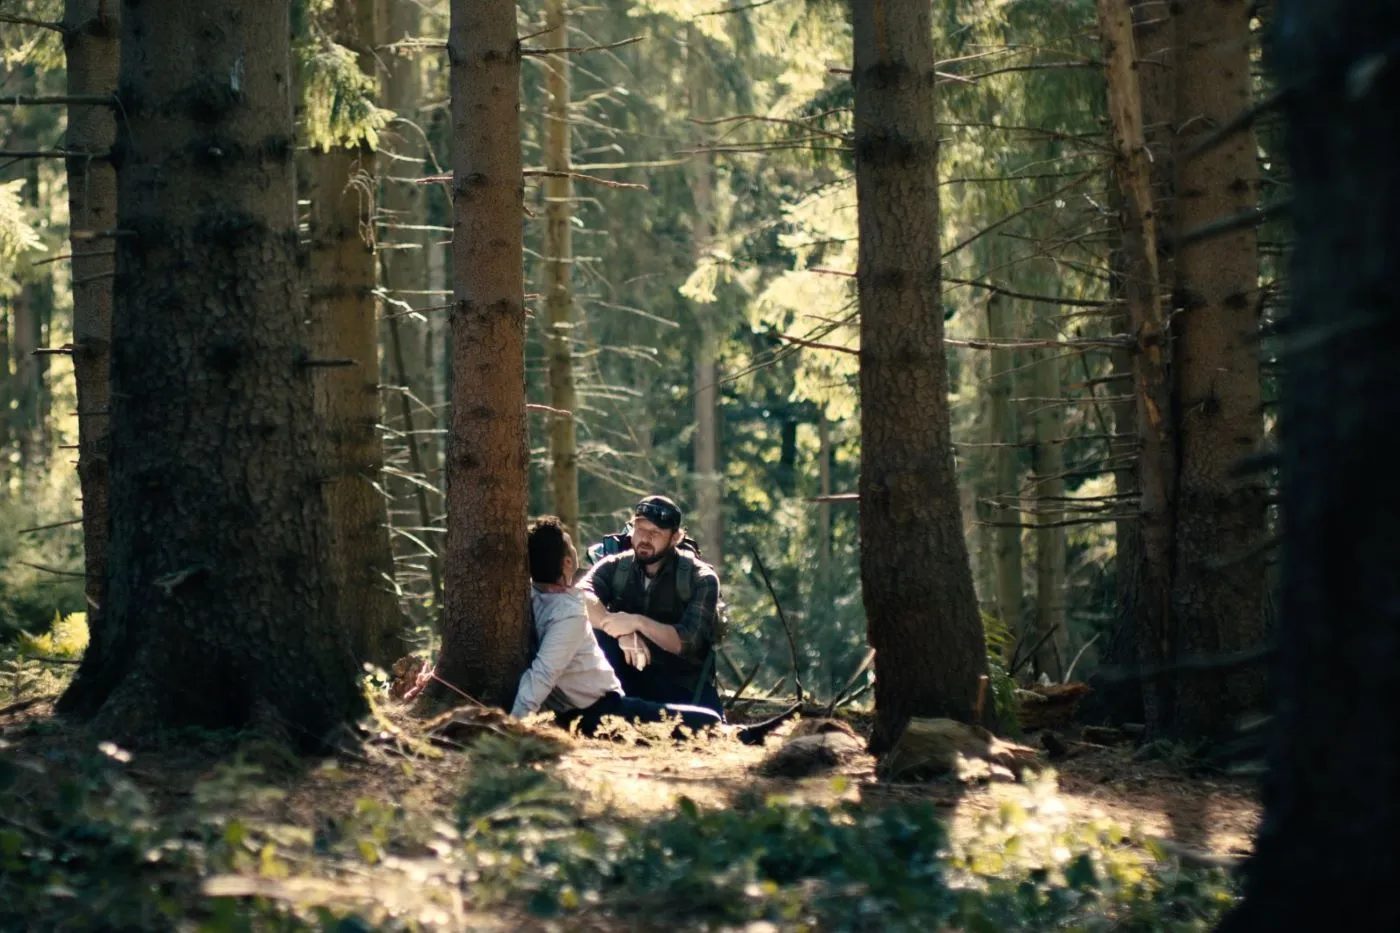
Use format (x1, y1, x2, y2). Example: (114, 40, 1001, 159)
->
(528, 516, 570, 583)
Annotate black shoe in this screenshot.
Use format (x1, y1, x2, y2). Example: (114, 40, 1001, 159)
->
(736, 702, 803, 746)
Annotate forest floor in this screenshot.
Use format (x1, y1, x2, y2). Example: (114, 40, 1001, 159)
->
(0, 690, 1257, 932)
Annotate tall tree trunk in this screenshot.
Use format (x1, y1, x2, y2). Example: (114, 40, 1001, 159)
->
(984, 291, 1024, 642)
(688, 28, 723, 567)
(0, 303, 10, 478)
(1216, 4, 1400, 926)
(11, 133, 48, 475)
(308, 0, 405, 667)
(1097, 0, 1176, 734)
(435, 0, 529, 709)
(1167, 0, 1267, 737)
(853, 0, 988, 753)
(62, 0, 118, 649)
(1089, 0, 1172, 724)
(1030, 305, 1067, 681)
(378, 0, 437, 495)
(60, 0, 365, 743)
(11, 279, 42, 471)
(543, 0, 579, 539)
(816, 412, 832, 584)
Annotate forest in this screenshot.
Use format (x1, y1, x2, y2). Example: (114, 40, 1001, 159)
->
(0, 0, 1394, 929)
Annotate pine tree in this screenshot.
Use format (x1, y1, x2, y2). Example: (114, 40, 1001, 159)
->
(433, 0, 530, 709)
(543, 0, 579, 539)
(306, 0, 406, 667)
(1215, 3, 1400, 926)
(1167, 0, 1267, 736)
(60, 0, 365, 743)
(63, 0, 118, 652)
(853, 0, 988, 751)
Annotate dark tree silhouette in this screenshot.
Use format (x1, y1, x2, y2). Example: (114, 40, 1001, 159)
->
(1217, 3, 1400, 927)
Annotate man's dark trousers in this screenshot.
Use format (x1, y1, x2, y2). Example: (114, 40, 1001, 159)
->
(594, 630, 724, 718)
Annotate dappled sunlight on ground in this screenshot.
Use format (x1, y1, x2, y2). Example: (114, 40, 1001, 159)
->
(1, 697, 1258, 930)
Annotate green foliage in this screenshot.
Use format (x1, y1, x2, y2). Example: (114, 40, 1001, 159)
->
(0, 742, 197, 931)
(0, 726, 1239, 932)
(0, 502, 86, 643)
(295, 31, 393, 152)
(983, 611, 1021, 732)
(460, 776, 1238, 932)
(17, 611, 88, 658)
(0, 744, 383, 932)
(0, 178, 45, 288)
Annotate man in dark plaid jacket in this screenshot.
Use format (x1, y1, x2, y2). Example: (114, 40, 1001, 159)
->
(579, 495, 724, 716)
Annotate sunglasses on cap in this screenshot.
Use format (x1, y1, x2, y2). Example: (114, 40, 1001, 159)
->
(633, 499, 681, 530)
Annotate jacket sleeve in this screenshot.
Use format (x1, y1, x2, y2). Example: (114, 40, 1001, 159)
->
(671, 567, 719, 663)
(512, 595, 589, 717)
(578, 555, 618, 607)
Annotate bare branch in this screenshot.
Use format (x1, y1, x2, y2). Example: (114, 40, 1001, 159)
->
(1182, 88, 1288, 161)
(0, 149, 110, 159)
(944, 276, 1120, 309)
(0, 13, 65, 32)
(0, 94, 115, 107)
(1172, 199, 1291, 249)
(521, 35, 644, 56)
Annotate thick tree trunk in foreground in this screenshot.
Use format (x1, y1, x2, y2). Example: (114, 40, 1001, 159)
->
(435, 0, 529, 709)
(308, 0, 404, 667)
(1217, 4, 1400, 927)
(984, 292, 1024, 641)
(853, 0, 987, 753)
(543, 0, 579, 540)
(60, 0, 365, 743)
(1168, 0, 1267, 737)
(57, 0, 118, 695)
(1097, 0, 1176, 733)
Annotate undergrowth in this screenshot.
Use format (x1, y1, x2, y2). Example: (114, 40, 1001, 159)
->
(0, 721, 1239, 932)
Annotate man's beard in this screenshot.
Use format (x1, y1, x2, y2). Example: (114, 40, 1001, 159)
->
(635, 542, 673, 566)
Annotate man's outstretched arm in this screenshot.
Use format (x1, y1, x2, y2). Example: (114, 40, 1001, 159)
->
(578, 561, 685, 655)
(599, 610, 683, 655)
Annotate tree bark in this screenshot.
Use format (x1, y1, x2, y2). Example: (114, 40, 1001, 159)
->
(60, 0, 365, 744)
(688, 27, 723, 568)
(984, 292, 1024, 643)
(853, 0, 988, 753)
(543, 0, 579, 540)
(11, 277, 44, 472)
(378, 0, 438, 521)
(1030, 305, 1067, 681)
(816, 412, 832, 590)
(1216, 3, 1400, 927)
(308, 0, 405, 668)
(1097, 0, 1176, 733)
(59, 0, 118, 680)
(0, 302, 9, 477)
(1167, 0, 1267, 738)
(435, 0, 529, 709)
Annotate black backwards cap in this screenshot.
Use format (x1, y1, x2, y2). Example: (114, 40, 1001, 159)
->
(633, 495, 682, 531)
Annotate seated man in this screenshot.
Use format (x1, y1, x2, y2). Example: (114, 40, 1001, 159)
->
(513, 515, 721, 737)
(579, 495, 724, 717)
